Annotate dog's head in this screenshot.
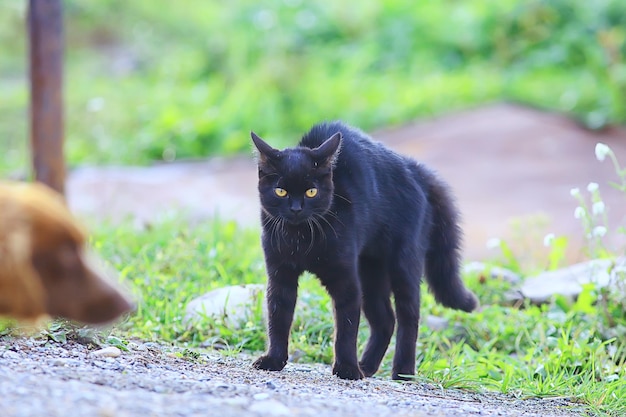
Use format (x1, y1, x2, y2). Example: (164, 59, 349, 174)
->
(0, 181, 133, 324)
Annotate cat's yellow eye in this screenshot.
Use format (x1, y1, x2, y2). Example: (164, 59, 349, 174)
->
(305, 188, 318, 198)
(274, 188, 288, 197)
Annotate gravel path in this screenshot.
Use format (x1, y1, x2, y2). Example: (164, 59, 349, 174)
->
(0, 337, 585, 417)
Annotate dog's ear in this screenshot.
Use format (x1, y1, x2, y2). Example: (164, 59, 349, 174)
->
(0, 204, 47, 320)
(0, 262, 47, 320)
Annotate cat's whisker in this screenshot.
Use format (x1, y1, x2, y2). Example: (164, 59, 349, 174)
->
(275, 218, 283, 254)
(333, 193, 351, 204)
(305, 219, 316, 255)
(259, 173, 278, 181)
(328, 213, 343, 226)
(261, 214, 275, 229)
(311, 216, 327, 243)
(323, 210, 344, 227)
(278, 218, 288, 250)
(269, 216, 282, 254)
(315, 213, 338, 238)
(261, 215, 273, 248)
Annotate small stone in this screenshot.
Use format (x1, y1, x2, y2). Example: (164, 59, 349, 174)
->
(289, 349, 306, 363)
(265, 380, 277, 390)
(97, 407, 116, 417)
(140, 342, 162, 352)
(126, 342, 141, 351)
(248, 399, 290, 416)
(52, 358, 69, 367)
(91, 346, 122, 358)
(221, 397, 248, 408)
(459, 405, 481, 414)
(253, 393, 270, 400)
(424, 315, 449, 331)
(184, 284, 265, 329)
(2, 350, 20, 360)
(213, 380, 230, 390)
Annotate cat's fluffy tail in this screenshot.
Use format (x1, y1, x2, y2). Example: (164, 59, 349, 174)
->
(423, 170, 478, 312)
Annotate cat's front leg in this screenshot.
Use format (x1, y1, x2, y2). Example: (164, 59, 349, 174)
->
(322, 270, 364, 380)
(253, 263, 300, 372)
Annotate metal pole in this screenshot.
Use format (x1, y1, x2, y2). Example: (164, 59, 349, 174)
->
(28, 0, 65, 195)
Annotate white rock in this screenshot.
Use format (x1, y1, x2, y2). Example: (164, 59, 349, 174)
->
(248, 399, 290, 416)
(184, 284, 265, 328)
(51, 358, 70, 367)
(520, 258, 625, 304)
(91, 346, 122, 358)
(424, 315, 449, 331)
(2, 350, 20, 360)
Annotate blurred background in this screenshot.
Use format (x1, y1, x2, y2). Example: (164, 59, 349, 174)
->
(2, 0, 626, 262)
(0, 0, 626, 261)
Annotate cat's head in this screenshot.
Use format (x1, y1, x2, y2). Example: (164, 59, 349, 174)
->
(251, 131, 341, 225)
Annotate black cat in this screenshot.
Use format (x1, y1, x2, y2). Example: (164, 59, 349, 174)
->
(251, 121, 477, 380)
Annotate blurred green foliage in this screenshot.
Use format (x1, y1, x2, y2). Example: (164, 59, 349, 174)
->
(1, 0, 625, 176)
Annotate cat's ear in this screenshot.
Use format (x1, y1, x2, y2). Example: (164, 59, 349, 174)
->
(312, 132, 342, 166)
(251, 131, 282, 164)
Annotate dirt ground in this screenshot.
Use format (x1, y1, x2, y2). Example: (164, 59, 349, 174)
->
(0, 338, 585, 417)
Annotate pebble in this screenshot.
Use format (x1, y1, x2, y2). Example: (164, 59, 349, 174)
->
(2, 350, 21, 360)
(52, 358, 69, 367)
(248, 399, 291, 416)
(91, 346, 122, 358)
(221, 397, 248, 407)
(424, 315, 449, 331)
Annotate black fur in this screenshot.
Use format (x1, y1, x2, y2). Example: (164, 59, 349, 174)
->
(251, 121, 477, 380)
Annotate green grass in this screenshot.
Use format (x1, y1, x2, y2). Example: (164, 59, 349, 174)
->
(2, 0, 626, 177)
(47, 215, 621, 416)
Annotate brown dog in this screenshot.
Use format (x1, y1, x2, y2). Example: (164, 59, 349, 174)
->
(0, 181, 133, 324)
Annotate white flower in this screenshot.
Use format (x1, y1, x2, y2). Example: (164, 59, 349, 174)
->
(595, 143, 611, 162)
(87, 97, 105, 112)
(574, 206, 585, 219)
(592, 226, 607, 238)
(612, 265, 626, 276)
(592, 201, 605, 216)
(570, 188, 580, 197)
(587, 182, 599, 193)
(543, 233, 555, 247)
(486, 238, 501, 249)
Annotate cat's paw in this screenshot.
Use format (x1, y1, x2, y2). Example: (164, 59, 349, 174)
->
(252, 355, 287, 372)
(332, 362, 364, 380)
(358, 361, 379, 378)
